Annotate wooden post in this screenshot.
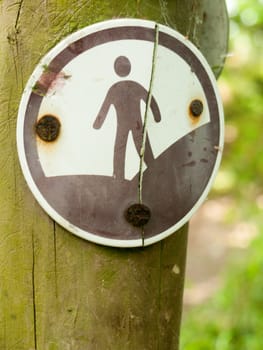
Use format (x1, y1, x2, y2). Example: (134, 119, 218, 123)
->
(0, 1, 228, 349)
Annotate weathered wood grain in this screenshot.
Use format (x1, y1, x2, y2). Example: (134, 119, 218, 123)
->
(0, 1, 228, 349)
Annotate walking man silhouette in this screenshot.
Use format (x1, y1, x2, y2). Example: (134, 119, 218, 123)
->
(93, 56, 161, 179)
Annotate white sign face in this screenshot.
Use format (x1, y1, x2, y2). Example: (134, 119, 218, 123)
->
(17, 19, 224, 248)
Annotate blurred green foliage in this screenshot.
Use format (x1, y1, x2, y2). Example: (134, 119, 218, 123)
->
(230, 0, 263, 34)
(215, 0, 263, 200)
(181, 0, 263, 348)
(181, 234, 263, 349)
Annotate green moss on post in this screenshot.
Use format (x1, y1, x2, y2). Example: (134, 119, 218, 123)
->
(0, 1, 228, 349)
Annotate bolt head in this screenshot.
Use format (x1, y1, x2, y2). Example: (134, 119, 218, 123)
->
(125, 203, 151, 228)
(35, 115, 60, 142)
(190, 99, 203, 117)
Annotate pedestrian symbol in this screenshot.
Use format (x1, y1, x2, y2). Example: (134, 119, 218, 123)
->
(93, 55, 161, 179)
(17, 19, 224, 247)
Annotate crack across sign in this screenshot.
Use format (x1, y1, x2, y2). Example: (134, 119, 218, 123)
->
(138, 23, 160, 246)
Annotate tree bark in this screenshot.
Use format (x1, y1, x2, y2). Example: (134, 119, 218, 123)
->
(0, 1, 228, 349)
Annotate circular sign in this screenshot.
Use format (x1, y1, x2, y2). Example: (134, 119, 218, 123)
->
(17, 19, 224, 248)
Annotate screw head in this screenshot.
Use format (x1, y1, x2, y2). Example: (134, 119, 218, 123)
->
(189, 99, 203, 117)
(35, 115, 60, 142)
(125, 203, 151, 228)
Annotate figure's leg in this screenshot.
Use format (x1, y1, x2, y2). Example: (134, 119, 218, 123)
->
(132, 131, 154, 168)
(144, 135, 155, 167)
(132, 130, 143, 158)
(113, 129, 128, 180)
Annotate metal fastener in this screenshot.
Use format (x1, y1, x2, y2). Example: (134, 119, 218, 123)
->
(189, 99, 203, 117)
(125, 203, 151, 227)
(35, 115, 60, 142)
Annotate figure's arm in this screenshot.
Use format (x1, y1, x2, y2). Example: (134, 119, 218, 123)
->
(141, 86, 161, 123)
(150, 96, 161, 123)
(93, 90, 112, 129)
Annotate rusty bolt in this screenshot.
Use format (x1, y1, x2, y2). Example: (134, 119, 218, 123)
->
(190, 99, 203, 117)
(125, 203, 151, 227)
(35, 115, 60, 142)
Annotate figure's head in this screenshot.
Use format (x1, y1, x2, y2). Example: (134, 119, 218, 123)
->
(114, 56, 131, 77)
